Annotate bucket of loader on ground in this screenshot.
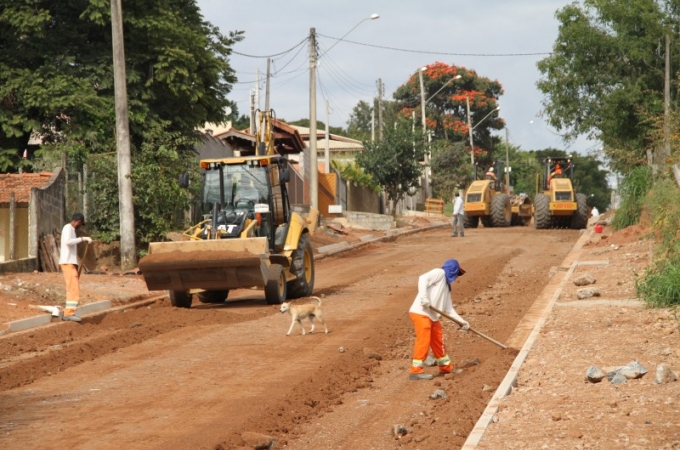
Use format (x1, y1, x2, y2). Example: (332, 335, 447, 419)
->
(139, 237, 270, 292)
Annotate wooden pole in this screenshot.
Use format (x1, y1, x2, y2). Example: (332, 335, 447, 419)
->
(78, 242, 90, 276)
(429, 305, 508, 349)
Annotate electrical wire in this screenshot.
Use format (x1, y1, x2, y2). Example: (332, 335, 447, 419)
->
(317, 33, 551, 57)
(231, 36, 308, 58)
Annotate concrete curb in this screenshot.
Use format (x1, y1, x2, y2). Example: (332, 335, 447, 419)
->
(462, 228, 594, 449)
(314, 221, 448, 261)
(1, 222, 447, 336)
(0, 295, 165, 339)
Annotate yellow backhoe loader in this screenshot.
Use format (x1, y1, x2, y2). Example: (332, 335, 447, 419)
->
(138, 110, 318, 307)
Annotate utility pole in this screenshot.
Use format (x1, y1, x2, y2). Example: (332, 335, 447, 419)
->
(418, 69, 430, 198)
(249, 89, 255, 134)
(255, 68, 260, 112)
(377, 78, 383, 141)
(111, 0, 136, 270)
(505, 127, 510, 193)
(308, 27, 318, 210)
(371, 109, 375, 142)
(466, 96, 475, 180)
(265, 58, 271, 112)
(662, 34, 671, 174)
(325, 100, 330, 173)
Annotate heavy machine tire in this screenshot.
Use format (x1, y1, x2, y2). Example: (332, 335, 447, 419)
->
(490, 194, 511, 227)
(534, 194, 552, 229)
(265, 264, 288, 305)
(197, 290, 229, 304)
(463, 214, 479, 229)
(480, 216, 492, 228)
(287, 233, 315, 299)
(570, 193, 589, 229)
(169, 290, 193, 308)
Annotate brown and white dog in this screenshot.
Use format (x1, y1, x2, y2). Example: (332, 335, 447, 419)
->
(279, 296, 329, 336)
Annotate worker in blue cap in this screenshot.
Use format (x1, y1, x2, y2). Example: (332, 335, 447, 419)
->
(408, 259, 469, 380)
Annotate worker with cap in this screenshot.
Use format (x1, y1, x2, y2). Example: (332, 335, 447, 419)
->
(408, 259, 469, 380)
(484, 167, 497, 181)
(549, 163, 563, 183)
(59, 212, 92, 322)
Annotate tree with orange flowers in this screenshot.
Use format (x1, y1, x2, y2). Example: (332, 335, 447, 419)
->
(393, 62, 504, 159)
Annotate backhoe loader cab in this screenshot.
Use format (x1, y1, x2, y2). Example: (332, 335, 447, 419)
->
(139, 154, 319, 307)
(533, 156, 588, 229)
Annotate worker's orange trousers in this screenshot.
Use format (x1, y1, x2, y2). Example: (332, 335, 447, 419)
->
(409, 313, 453, 374)
(60, 264, 80, 313)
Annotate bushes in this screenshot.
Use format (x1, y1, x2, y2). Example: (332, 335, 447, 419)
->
(633, 178, 680, 307)
(611, 166, 653, 230)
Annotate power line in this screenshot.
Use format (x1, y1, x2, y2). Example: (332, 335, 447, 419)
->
(231, 36, 308, 58)
(317, 33, 551, 57)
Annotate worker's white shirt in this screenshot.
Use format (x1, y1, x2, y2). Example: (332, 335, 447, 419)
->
(59, 223, 83, 265)
(409, 268, 456, 321)
(453, 196, 464, 215)
(591, 207, 600, 217)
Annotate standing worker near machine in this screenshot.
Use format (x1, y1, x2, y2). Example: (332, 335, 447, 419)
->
(408, 259, 469, 380)
(452, 192, 465, 237)
(59, 212, 92, 322)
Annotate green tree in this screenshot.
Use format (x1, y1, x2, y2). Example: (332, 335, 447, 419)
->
(430, 141, 470, 200)
(0, 0, 241, 170)
(1, 0, 242, 244)
(346, 100, 373, 142)
(356, 119, 426, 213)
(536, 0, 675, 173)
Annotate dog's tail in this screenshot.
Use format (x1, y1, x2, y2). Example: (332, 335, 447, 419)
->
(310, 296, 322, 306)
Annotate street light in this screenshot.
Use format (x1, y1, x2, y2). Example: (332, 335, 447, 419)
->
(309, 14, 379, 211)
(418, 69, 462, 198)
(466, 96, 500, 175)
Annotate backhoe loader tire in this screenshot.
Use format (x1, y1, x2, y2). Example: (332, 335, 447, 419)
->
(287, 233, 315, 299)
(265, 264, 288, 305)
(197, 290, 229, 304)
(490, 194, 511, 227)
(534, 194, 551, 229)
(170, 290, 193, 308)
(570, 193, 589, 229)
(463, 214, 479, 229)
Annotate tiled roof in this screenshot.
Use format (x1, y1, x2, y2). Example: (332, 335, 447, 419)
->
(0, 172, 53, 204)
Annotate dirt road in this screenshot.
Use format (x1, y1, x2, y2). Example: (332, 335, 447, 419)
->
(0, 226, 579, 449)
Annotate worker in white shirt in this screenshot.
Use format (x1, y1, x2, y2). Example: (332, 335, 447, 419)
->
(408, 259, 469, 380)
(59, 212, 92, 322)
(452, 191, 465, 237)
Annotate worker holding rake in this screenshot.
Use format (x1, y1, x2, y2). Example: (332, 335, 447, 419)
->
(408, 258, 469, 380)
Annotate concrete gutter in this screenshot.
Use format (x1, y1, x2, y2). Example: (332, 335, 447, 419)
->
(1, 221, 449, 336)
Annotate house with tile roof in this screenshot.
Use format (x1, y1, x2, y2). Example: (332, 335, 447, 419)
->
(0, 170, 65, 271)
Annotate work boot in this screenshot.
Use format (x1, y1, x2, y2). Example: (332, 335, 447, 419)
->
(61, 308, 82, 322)
(409, 373, 434, 381)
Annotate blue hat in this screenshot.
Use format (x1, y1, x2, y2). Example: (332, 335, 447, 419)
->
(442, 259, 461, 284)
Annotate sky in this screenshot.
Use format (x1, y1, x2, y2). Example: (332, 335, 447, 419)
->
(196, 0, 598, 156)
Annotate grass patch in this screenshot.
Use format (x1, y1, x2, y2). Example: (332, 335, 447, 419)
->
(635, 178, 680, 308)
(612, 166, 653, 230)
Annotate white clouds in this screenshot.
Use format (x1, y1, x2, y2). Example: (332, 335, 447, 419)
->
(197, 0, 595, 152)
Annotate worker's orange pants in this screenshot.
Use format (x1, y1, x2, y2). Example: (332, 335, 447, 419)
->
(60, 264, 80, 310)
(409, 313, 453, 374)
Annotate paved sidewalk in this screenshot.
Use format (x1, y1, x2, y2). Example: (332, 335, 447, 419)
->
(466, 227, 680, 449)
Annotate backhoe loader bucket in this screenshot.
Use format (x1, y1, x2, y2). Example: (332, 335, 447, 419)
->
(139, 238, 270, 292)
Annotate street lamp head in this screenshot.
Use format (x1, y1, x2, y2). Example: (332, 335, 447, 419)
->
(454, 75, 462, 80)
(370, 13, 380, 20)
(420, 66, 427, 72)
(494, 106, 501, 112)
